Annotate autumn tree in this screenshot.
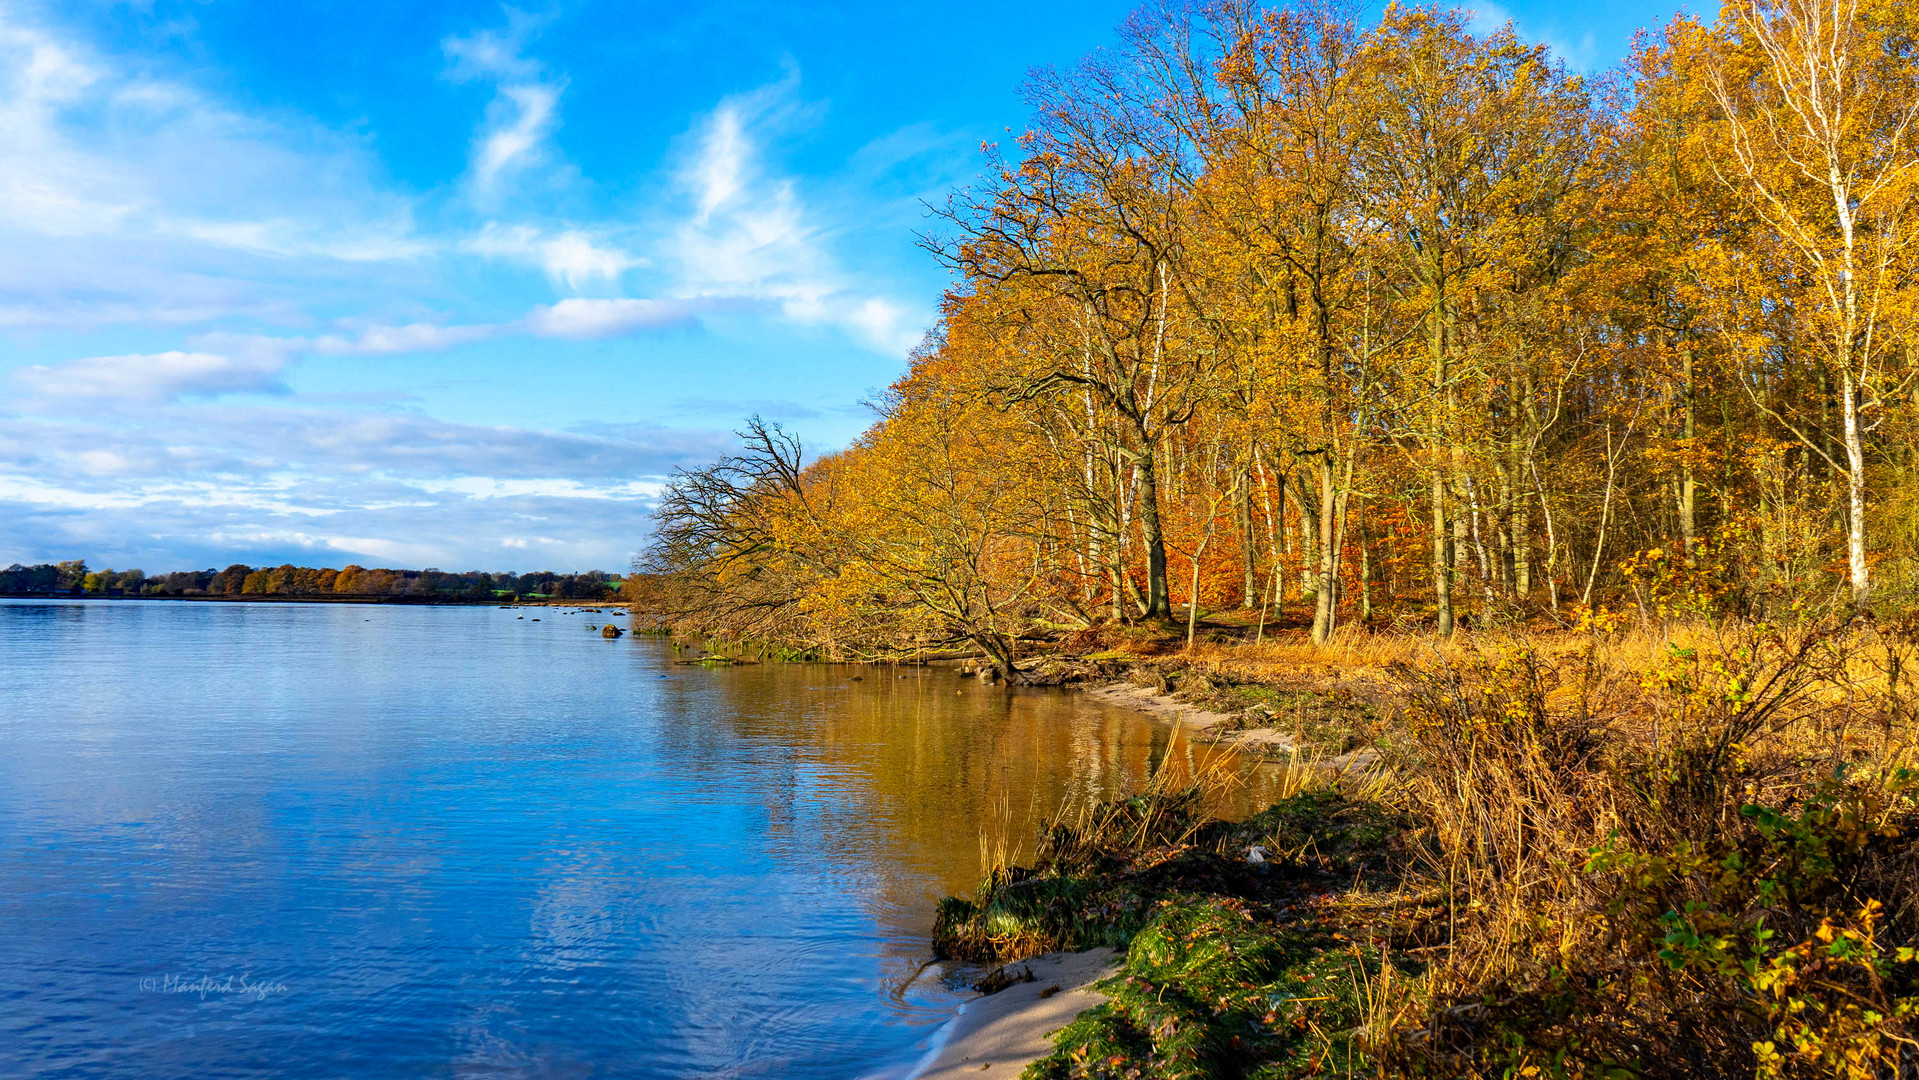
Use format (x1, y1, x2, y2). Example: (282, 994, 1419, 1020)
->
(931, 51, 1227, 623)
(1707, 0, 1919, 610)
(1180, 0, 1395, 643)
(1354, 6, 1594, 635)
(821, 337, 1060, 678)
(640, 418, 835, 641)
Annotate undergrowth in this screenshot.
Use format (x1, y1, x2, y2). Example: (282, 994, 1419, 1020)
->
(935, 771, 1425, 1078)
(934, 615, 1919, 1079)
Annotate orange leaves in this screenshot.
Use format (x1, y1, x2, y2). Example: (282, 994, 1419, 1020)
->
(645, 0, 1919, 650)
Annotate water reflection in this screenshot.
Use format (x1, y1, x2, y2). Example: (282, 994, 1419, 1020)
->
(679, 663, 1285, 989)
(0, 600, 1279, 1079)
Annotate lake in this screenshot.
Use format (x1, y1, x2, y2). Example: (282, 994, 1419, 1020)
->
(0, 598, 1284, 1078)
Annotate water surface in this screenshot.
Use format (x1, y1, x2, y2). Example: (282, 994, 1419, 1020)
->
(0, 599, 1281, 1078)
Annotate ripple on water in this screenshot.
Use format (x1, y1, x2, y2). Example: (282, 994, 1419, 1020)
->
(0, 599, 1283, 1078)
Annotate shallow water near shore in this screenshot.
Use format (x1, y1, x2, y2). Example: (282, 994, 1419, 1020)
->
(0, 598, 1285, 1079)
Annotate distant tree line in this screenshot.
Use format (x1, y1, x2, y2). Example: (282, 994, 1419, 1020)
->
(0, 560, 621, 602)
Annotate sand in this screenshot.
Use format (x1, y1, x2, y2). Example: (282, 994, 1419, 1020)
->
(905, 949, 1118, 1078)
(1084, 682, 1301, 753)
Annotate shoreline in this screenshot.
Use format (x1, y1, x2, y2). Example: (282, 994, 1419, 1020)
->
(896, 950, 1117, 1080)
(884, 661, 1384, 1077)
(885, 678, 1322, 1080)
(1080, 680, 1301, 755)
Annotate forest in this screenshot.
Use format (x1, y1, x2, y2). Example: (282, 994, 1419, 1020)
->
(637, 2, 1919, 1077)
(639, 0, 1919, 675)
(0, 560, 621, 602)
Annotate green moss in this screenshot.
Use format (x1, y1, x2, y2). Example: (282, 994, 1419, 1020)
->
(933, 781, 1432, 1077)
(1217, 790, 1413, 877)
(1026, 900, 1410, 1080)
(933, 873, 1150, 960)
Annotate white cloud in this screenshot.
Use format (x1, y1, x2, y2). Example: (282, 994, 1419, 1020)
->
(1465, 2, 1515, 37)
(0, 404, 731, 569)
(844, 296, 921, 355)
(162, 215, 430, 262)
(0, 7, 426, 331)
(519, 298, 701, 339)
(203, 529, 446, 567)
(666, 71, 926, 353)
(8, 295, 705, 395)
(410, 477, 666, 500)
(0, 9, 943, 573)
(464, 223, 643, 290)
(0, 16, 121, 237)
(440, 12, 541, 82)
(536, 230, 643, 289)
(444, 13, 566, 203)
(474, 82, 558, 192)
(674, 73, 827, 308)
(1465, 3, 1599, 72)
(13, 348, 292, 401)
(313, 322, 500, 355)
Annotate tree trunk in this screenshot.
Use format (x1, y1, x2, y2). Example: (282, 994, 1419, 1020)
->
(1842, 371, 1871, 612)
(1495, 456, 1516, 595)
(1135, 449, 1175, 621)
(1511, 437, 1532, 598)
(1359, 516, 1372, 625)
(1428, 261, 1454, 638)
(1464, 473, 1493, 598)
(1311, 458, 1338, 645)
(972, 631, 1024, 684)
(1293, 481, 1320, 600)
(1680, 345, 1697, 557)
(1454, 500, 1472, 611)
(1257, 456, 1285, 609)
(1235, 467, 1256, 609)
(1433, 474, 1454, 638)
(1186, 541, 1207, 648)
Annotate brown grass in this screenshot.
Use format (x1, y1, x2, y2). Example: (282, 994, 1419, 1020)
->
(1356, 617, 1919, 1076)
(1124, 616, 1919, 1076)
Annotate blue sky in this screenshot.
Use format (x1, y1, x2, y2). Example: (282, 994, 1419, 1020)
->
(0, 0, 1686, 574)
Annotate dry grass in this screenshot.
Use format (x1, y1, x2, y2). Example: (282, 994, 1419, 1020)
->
(1184, 624, 1437, 673)
(1024, 616, 1919, 1076)
(936, 615, 1919, 1076)
(1351, 617, 1919, 1077)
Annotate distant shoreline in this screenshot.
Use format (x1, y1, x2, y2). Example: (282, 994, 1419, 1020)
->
(0, 593, 621, 607)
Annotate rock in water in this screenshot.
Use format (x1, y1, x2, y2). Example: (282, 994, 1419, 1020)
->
(601, 624, 624, 638)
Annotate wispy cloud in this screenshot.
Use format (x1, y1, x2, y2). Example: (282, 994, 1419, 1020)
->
(6, 293, 728, 404)
(667, 69, 927, 353)
(0, 6, 426, 332)
(0, 5, 943, 572)
(0, 405, 731, 569)
(463, 223, 643, 291)
(519, 297, 707, 339)
(443, 10, 567, 205)
(312, 322, 499, 355)
(13, 345, 295, 402)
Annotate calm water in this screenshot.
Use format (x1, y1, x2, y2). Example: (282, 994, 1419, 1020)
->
(0, 599, 1283, 1079)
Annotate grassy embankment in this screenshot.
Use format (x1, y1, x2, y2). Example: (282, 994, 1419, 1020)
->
(933, 615, 1919, 1079)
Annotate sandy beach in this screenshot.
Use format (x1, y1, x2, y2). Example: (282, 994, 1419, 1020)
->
(904, 949, 1117, 1079)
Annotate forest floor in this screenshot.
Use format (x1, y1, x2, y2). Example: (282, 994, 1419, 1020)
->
(928, 613, 1919, 1079)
